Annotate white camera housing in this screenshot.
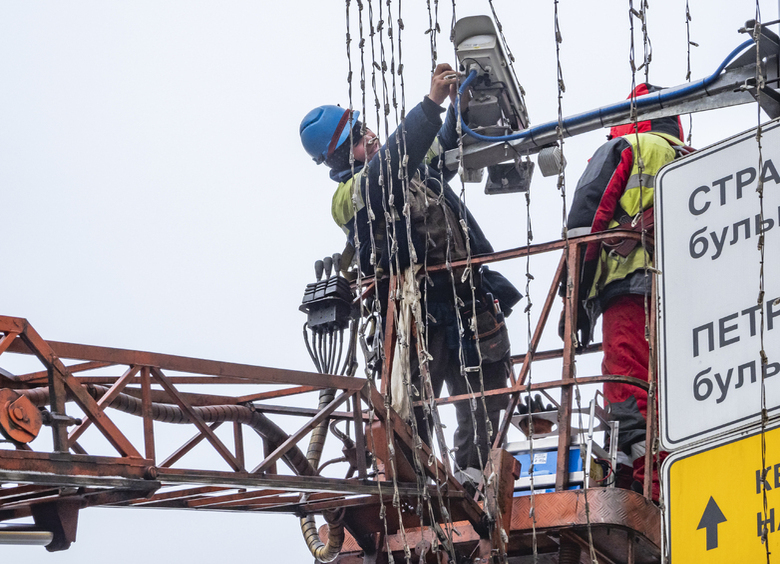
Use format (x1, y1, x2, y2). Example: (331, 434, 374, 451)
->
(453, 15, 530, 131)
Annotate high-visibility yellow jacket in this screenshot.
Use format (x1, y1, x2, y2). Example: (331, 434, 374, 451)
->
(586, 130, 684, 299)
(567, 96, 687, 345)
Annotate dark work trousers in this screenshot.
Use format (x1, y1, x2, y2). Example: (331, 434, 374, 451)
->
(410, 322, 510, 471)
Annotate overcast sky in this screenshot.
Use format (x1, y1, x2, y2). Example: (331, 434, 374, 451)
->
(0, 1, 772, 562)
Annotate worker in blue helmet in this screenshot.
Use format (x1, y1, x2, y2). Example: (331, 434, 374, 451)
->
(300, 63, 521, 486)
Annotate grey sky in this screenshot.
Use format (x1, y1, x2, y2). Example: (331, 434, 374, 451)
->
(0, 1, 767, 561)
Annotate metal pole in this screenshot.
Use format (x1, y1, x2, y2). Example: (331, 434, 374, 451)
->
(0, 528, 54, 546)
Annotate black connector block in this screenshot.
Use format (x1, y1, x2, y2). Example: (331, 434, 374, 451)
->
(300, 276, 354, 331)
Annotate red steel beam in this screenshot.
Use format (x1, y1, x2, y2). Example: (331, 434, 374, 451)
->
(0, 326, 364, 392)
(236, 385, 319, 403)
(252, 389, 356, 474)
(67, 366, 140, 448)
(140, 366, 155, 460)
(151, 368, 241, 471)
(493, 253, 567, 451)
(153, 467, 421, 496)
(362, 382, 484, 527)
(0, 448, 154, 489)
(160, 422, 223, 469)
(185, 488, 290, 508)
(0, 331, 20, 357)
(429, 374, 649, 407)
(127, 486, 228, 506)
(3, 318, 143, 459)
(16, 360, 113, 383)
(555, 243, 581, 491)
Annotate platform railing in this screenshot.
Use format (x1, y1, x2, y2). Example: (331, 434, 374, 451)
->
(387, 230, 658, 499)
(0, 231, 659, 554)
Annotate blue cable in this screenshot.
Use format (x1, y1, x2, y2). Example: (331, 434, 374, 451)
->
(457, 37, 757, 143)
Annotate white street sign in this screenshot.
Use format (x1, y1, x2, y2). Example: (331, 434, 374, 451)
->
(656, 120, 780, 451)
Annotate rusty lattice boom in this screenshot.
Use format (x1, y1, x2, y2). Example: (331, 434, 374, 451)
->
(0, 233, 660, 562)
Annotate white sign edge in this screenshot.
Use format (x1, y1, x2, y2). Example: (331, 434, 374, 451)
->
(656, 117, 780, 452)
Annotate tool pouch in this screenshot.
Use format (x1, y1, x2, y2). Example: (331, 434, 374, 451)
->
(460, 294, 511, 366)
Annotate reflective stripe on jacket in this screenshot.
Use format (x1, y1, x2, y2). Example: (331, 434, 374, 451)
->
(587, 131, 683, 300)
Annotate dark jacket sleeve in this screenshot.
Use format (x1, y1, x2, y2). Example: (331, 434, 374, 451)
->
(361, 97, 445, 217)
(567, 137, 632, 230)
(429, 104, 461, 183)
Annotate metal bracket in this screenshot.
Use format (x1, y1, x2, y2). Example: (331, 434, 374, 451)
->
(445, 24, 780, 172)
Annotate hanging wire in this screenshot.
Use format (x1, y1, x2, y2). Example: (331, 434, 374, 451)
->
(417, 4, 465, 560)
(627, 0, 650, 449)
(487, 0, 527, 106)
(389, 1, 454, 557)
(628, 0, 666, 541)
(426, 0, 440, 71)
(555, 0, 567, 232)
(445, 1, 501, 518)
(685, 1, 696, 146)
(375, 2, 417, 556)
(550, 2, 596, 562)
(522, 170, 539, 563)
(359, 2, 400, 561)
(474, 10, 530, 558)
(750, 7, 772, 563)
(447, 3, 479, 489)
(641, 0, 652, 82)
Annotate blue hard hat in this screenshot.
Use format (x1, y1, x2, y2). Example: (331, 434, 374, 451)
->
(299, 105, 360, 164)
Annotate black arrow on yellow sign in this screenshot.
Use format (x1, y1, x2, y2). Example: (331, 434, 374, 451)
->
(697, 496, 727, 550)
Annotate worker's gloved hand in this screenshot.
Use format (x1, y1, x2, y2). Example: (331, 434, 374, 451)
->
(517, 394, 556, 437)
(517, 394, 553, 415)
(557, 304, 591, 352)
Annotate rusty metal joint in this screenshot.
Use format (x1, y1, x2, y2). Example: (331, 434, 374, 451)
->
(40, 411, 82, 428)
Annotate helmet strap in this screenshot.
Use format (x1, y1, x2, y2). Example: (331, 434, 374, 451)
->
(326, 110, 352, 159)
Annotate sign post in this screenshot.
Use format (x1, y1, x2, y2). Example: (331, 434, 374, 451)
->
(656, 120, 780, 451)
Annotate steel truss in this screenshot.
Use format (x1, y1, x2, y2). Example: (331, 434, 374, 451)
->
(0, 232, 661, 562)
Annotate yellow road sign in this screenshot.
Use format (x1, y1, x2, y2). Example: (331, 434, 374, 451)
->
(665, 424, 780, 562)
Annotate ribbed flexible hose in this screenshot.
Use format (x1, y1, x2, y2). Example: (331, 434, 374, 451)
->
(21, 386, 316, 476)
(558, 540, 582, 564)
(300, 508, 344, 564)
(299, 387, 345, 563)
(23, 383, 346, 561)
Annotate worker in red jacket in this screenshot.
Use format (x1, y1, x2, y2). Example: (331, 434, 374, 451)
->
(567, 83, 691, 500)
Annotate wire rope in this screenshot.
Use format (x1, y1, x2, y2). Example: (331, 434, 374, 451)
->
(748, 8, 772, 563)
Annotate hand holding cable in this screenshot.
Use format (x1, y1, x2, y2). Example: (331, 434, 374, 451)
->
(429, 63, 460, 106)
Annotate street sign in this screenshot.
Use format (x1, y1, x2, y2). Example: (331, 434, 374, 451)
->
(664, 423, 780, 562)
(656, 119, 780, 450)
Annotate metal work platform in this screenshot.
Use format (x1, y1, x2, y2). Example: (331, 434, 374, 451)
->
(334, 489, 661, 564)
(0, 231, 662, 562)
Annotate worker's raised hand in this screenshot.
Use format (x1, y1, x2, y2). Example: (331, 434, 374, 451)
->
(429, 63, 459, 106)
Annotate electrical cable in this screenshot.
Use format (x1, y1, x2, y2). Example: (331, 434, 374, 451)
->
(455, 36, 756, 144)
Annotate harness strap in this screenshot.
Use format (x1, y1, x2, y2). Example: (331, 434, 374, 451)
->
(602, 206, 654, 258)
